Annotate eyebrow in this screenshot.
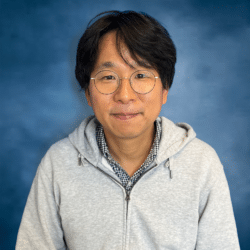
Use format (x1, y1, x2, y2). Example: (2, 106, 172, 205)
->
(96, 62, 117, 71)
(95, 60, 153, 71)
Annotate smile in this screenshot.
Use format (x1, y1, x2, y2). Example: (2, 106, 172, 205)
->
(112, 113, 140, 120)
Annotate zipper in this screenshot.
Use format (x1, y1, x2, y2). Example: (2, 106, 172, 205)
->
(125, 192, 130, 221)
(79, 154, 131, 248)
(79, 155, 161, 205)
(80, 155, 125, 189)
(78, 155, 167, 249)
(138, 163, 158, 179)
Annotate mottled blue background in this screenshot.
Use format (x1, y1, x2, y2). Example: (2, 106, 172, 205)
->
(1, 0, 249, 249)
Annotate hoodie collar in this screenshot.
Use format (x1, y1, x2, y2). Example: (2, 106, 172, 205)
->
(156, 117, 196, 164)
(68, 115, 102, 167)
(68, 116, 196, 167)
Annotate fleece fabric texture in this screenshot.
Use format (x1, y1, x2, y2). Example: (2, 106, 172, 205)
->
(16, 115, 240, 250)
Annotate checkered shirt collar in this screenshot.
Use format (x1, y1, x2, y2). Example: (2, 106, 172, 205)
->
(96, 119, 161, 164)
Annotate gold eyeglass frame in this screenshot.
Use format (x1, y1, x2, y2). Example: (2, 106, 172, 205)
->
(90, 70, 158, 95)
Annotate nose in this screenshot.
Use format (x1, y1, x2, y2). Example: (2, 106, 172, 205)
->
(113, 77, 137, 104)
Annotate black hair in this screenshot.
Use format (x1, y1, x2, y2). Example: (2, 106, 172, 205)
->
(75, 10, 176, 91)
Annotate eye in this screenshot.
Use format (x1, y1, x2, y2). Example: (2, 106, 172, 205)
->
(135, 73, 146, 79)
(100, 75, 116, 81)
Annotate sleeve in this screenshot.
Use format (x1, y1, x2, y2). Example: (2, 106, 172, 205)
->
(15, 155, 67, 250)
(195, 149, 241, 250)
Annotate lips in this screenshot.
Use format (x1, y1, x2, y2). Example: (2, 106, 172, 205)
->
(112, 113, 140, 120)
(113, 113, 139, 116)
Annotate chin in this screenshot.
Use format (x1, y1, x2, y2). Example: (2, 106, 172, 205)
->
(114, 128, 143, 139)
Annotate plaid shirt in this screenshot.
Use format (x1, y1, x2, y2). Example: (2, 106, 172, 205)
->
(96, 119, 161, 192)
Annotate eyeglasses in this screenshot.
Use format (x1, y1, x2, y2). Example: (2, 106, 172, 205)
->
(90, 70, 158, 95)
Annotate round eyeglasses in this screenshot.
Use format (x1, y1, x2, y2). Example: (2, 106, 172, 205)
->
(90, 70, 158, 95)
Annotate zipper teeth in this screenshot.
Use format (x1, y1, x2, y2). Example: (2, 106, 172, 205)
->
(126, 193, 130, 221)
(139, 163, 158, 179)
(80, 155, 125, 190)
(86, 158, 131, 248)
(79, 156, 167, 250)
(79, 155, 169, 208)
(80, 156, 170, 187)
(80, 155, 160, 200)
(98, 166, 124, 189)
(81, 156, 163, 193)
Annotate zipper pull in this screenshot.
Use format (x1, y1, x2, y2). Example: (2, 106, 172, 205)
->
(125, 192, 130, 201)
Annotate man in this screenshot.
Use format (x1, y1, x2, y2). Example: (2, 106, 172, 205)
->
(16, 10, 240, 249)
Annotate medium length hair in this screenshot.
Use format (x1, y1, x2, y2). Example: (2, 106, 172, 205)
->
(75, 10, 176, 91)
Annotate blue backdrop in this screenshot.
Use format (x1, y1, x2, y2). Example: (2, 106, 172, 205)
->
(1, 0, 249, 249)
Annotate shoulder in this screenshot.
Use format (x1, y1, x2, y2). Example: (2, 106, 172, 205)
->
(184, 138, 227, 189)
(187, 137, 220, 161)
(43, 137, 77, 160)
(38, 137, 79, 176)
(50, 137, 76, 154)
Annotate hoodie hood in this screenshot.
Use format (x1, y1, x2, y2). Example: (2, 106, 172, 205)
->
(157, 117, 196, 163)
(17, 114, 240, 250)
(68, 115, 196, 169)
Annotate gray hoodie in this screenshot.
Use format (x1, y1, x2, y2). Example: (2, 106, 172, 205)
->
(16, 116, 240, 250)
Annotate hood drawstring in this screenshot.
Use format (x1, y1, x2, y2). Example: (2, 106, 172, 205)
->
(78, 152, 173, 178)
(169, 167, 173, 179)
(165, 159, 173, 179)
(79, 153, 173, 179)
(78, 153, 82, 166)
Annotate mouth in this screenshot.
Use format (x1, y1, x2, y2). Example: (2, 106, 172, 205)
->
(112, 113, 140, 120)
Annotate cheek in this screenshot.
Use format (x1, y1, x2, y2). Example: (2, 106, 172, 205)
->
(145, 92, 163, 108)
(91, 93, 111, 113)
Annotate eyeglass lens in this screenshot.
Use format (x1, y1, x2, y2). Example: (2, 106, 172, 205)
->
(94, 70, 155, 94)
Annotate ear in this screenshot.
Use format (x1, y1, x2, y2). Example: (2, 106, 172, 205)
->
(85, 87, 92, 107)
(162, 88, 169, 105)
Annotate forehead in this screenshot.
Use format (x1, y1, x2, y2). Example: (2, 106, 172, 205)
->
(95, 31, 152, 70)
(98, 31, 117, 48)
(97, 31, 134, 65)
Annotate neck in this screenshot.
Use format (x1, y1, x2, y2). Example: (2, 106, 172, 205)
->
(103, 123, 156, 167)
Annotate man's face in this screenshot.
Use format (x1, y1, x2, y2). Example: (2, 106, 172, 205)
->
(85, 31, 168, 140)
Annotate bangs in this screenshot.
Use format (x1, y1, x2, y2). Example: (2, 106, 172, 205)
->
(115, 28, 156, 71)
